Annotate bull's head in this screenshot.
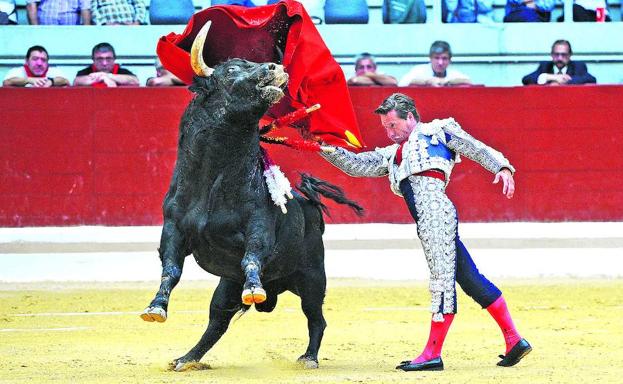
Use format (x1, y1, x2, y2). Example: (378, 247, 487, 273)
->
(190, 21, 289, 110)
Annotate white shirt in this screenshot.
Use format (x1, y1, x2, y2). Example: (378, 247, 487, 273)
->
(3, 66, 67, 85)
(398, 64, 470, 87)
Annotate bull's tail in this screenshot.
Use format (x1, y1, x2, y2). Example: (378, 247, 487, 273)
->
(296, 173, 364, 217)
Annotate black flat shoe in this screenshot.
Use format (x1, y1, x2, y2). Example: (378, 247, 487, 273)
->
(396, 357, 444, 371)
(497, 338, 532, 367)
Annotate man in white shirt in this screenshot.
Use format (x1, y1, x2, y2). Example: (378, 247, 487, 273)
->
(399, 41, 471, 87)
(2, 45, 69, 87)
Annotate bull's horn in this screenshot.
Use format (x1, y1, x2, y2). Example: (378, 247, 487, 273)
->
(191, 20, 214, 77)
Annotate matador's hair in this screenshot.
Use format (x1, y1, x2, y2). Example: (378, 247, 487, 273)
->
(374, 93, 420, 122)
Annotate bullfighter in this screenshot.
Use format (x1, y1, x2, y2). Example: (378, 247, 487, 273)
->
(319, 93, 532, 371)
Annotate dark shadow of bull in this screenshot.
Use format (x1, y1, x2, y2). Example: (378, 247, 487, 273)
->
(141, 24, 363, 371)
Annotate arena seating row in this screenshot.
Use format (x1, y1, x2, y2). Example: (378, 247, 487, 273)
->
(10, 0, 623, 25)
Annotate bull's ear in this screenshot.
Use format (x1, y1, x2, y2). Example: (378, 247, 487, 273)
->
(188, 75, 216, 96)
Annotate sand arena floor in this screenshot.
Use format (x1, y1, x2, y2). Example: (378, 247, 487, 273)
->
(1, 278, 621, 383)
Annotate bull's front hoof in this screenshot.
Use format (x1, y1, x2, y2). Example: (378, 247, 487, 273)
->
(168, 358, 211, 372)
(241, 286, 267, 305)
(297, 356, 319, 369)
(140, 306, 167, 323)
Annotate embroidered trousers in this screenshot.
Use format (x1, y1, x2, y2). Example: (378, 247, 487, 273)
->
(399, 176, 501, 320)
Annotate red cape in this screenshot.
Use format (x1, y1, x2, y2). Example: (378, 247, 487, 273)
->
(156, 0, 364, 149)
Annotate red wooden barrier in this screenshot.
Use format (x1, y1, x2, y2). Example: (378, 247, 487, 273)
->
(1, 86, 622, 226)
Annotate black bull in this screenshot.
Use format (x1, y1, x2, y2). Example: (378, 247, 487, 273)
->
(141, 58, 362, 370)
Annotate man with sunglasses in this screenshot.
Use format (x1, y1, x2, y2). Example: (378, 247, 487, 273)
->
(522, 39, 596, 85)
(347, 52, 398, 86)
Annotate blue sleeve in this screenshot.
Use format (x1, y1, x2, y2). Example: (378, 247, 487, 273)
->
(568, 62, 597, 84)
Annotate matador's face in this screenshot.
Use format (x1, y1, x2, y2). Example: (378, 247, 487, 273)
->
(380, 110, 417, 144)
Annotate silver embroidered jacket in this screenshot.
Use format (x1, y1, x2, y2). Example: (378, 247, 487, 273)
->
(321, 118, 515, 196)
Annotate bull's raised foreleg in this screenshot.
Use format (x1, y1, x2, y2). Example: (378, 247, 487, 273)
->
(172, 278, 243, 371)
(240, 217, 275, 305)
(141, 220, 187, 323)
(296, 271, 327, 369)
(240, 252, 267, 305)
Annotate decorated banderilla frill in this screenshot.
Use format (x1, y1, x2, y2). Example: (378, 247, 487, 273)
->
(261, 147, 293, 214)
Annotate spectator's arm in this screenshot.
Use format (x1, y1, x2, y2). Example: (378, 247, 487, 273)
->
(73, 75, 95, 86)
(51, 76, 70, 87)
(3, 77, 53, 87)
(26, 2, 39, 25)
(146, 73, 185, 86)
(568, 62, 597, 84)
(367, 73, 398, 86)
(347, 75, 376, 86)
(446, 73, 472, 86)
(81, 9, 91, 25)
(3, 77, 30, 87)
(130, 0, 149, 25)
(109, 73, 140, 86)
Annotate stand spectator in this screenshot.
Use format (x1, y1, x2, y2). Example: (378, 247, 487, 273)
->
(503, 0, 556, 22)
(399, 41, 471, 87)
(444, 0, 494, 23)
(26, 0, 91, 25)
(92, 0, 147, 25)
(347, 53, 397, 86)
(522, 39, 597, 85)
(74, 42, 139, 87)
(558, 0, 611, 21)
(3, 45, 70, 87)
(0, 0, 17, 24)
(146, 58, 185, 87)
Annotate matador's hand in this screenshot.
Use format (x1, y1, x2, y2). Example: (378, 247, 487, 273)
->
(319, 145, 336, 153)
(493, 168, 515, 199)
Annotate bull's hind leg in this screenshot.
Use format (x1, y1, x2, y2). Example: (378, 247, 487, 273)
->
(172, 278, 243, 371)
(141, 221, 187, 323)
(295, 270, 327, 369)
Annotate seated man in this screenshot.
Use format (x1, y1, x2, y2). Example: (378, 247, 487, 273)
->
(146, 58, 185, 87)
(3, 45, 70, 87)
(399, 41, 471, 87)
(347, 53, 397, 86)
(26, 0, 91, 25)
(522, 39, 597, 85)
(74, 42, 140, 87)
